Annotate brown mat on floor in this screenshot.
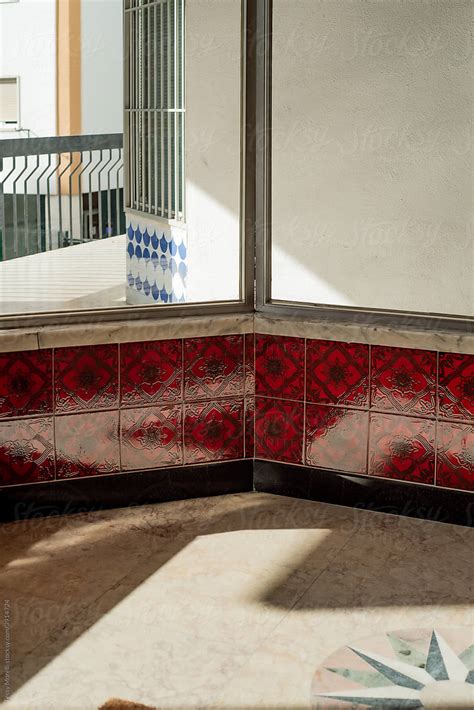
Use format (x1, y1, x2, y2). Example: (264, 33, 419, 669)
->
(98, 701, 159, 710)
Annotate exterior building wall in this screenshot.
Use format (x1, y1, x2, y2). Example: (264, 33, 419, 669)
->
(271, 0, 472, 317)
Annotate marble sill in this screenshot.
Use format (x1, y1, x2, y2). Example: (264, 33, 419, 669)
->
(0, 312, 472, 354)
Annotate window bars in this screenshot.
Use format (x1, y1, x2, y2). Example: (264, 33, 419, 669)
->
(125, 0, 185, 221)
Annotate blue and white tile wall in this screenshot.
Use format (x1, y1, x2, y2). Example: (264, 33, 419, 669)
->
(126, 217, 187, 305)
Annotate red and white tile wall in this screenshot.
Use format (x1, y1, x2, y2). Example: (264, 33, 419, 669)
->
(0, 333, 472, 492)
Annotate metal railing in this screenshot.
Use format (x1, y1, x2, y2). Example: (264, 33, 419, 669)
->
(0, 133, 124, 262)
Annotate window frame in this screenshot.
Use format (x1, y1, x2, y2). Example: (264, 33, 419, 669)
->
(255, 0, 473, 334)
(0, 76, 20, 130)
(0, 0, 255, 329)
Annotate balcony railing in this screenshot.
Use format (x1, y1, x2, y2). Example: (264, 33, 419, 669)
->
(0, 133, 124, 261)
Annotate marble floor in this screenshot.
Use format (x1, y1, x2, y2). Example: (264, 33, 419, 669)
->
(0, 492, 472, 709)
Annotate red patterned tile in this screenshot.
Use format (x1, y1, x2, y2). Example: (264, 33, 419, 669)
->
(371, 346, 436, 417)
(437, 421, 473, 492)
(306, 340, 369, 408)
(255, 335, 304, 400)
(120, 405, 183, 470)
(245, 397, 255, 458)
(0, 417, 54, 485)
(245, 333, 255, 396)
(438, 352, 474, 421)
(305, 405, 368, 473)
(55, 411, 119, 479)
(120, 339, 182, 407)
(255, 397, 303, 464)
(369, 413, 435, 484)
(0, 350, 52, 418)
(184, 336, 244, 401)
(55, 344, 118, 413)
(184, 399, 243, 464)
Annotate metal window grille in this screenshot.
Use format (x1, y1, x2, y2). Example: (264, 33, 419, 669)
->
(125, 0, 184, 221)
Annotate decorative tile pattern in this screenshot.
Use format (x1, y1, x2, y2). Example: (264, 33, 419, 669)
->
(184, 335, 244, 401)
(255, 397, 303, 464)
(438, 352, 474, 421)
(305, 405, 368, 473)
(120, 339, 182, 407)
(245, 397, 255, 459)
(437, 421, 474, 492)
(311, 627, 474, 709)
(306, 340, 369, 408)
(120, 405, 183, 470)
(0, 417, 54, 485)
(255, 335, 305, 400)
(55, 411, 119, 479)
(369, 413, 435, 484)
(0, 350, 52, 419)
(371, 346, 436, 417)
(184, 399, 243, 464)
(244, 333, 255, 396)
(54, 344, 119, 413)
(126, 220, 187, 305)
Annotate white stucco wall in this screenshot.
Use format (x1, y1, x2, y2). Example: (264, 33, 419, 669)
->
(185, 0, 241, 302)
(272, 0, 473, 317)
(0, 0, 56, 138)
(81, 0, 123, 135)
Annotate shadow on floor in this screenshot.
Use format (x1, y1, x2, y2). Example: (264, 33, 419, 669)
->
(1, 493, 472, 702)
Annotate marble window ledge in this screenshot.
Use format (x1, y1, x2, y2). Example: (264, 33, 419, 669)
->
(0, 312, 473, 354)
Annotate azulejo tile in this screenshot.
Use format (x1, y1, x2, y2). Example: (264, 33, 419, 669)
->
(244, 333, 255, 397)
(184, 399, 244, 464)
(55, 344, 119, 413)
(305, 404, 368, 473)
(371, 346, 436, 417)
(120, 339, 182, 407)
(0, 350, 52, 419)
(369, 413, 435, 485)
(0, 417, 54, 485)
(306, 339, 369, 408)
(255, 335, 304, 400)
(184, 335, 244, 401)
(120, 405, 183, 471)
(436, 421, 473, 492)
(245, 397, 255, 459)
(255, 397, 303, 464)
(438, 352, 474, 421)
(55, 411, 119, 479)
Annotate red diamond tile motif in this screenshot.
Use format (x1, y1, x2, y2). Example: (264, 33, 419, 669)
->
(255, 335, 304, 400)
(371, 346, 436, 417)
(184, 398, 243, 464)
(255, 397, 303, 464)
(436, 421, 473, 492)
(369, 413, 435, 485)
(121, 405, 183, 470)
(0, 350, 52, 418)
(245, 397, 255, 459)
(0, 417, 54, 484)
(55, 411, 119, 479)
(54, 344, 119, 413)
(438, 353, 474, 421)
(305, 404, 368, 473)
(306, 340, 369, 408)
(245, 333, 255, 396)
(120, 339, 182, 407)
(184, 336, 244, 401)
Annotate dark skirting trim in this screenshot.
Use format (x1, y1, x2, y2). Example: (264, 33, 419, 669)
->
(254, 460, 474, 528)
(0, 460, 254, 523)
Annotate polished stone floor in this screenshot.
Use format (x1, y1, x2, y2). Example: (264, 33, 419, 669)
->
(0, 492, 472, 709)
